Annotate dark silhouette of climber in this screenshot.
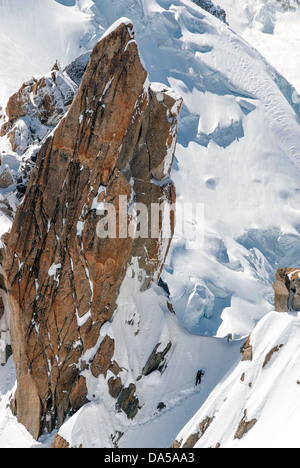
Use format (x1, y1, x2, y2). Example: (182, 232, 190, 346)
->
(289, 281, 296, 311)
(195, 370, 205, 386)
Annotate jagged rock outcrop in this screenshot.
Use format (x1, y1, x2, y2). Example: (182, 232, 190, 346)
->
(273, 268, 300, 312)
(0, 166, 14, 189)
(0, 64, 76, 154)
(192, 0, 227, 24)
(240, 335, 253, 362)
(171, 415, 214, 448)
(0, 52, 90, 202)
(1, 20, 182, 440)
(234, 410, 257, 440)
(141, 342, 172, 376)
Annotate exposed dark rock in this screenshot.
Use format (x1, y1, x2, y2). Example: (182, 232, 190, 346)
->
(142, 342, 172, 376)
(262, 344, 284, 369)
(192, 0, 227, 23)
(240, 336, 253, 362)
(234, 409, 257, 440)
(272, 268, 300, 312)
(116, 383, 139, 420)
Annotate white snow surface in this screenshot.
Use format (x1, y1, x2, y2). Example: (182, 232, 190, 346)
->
(58, 265, 241, 448)
(217, 0, 300, 94)
(176, 311, 300, 448)
(0, 0, 300, 448)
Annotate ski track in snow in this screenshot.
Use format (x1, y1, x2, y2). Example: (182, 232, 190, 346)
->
(224, 31, 300, 171)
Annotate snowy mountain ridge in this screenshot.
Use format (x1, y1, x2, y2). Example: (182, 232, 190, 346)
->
(0, 0, 299, 448)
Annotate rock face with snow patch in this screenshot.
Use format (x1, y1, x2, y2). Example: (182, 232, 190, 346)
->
(192, 0, 227, 23)
(1, 20, 181, 440)
(0, 62, 77, 154)
(0, 52, 91, 200)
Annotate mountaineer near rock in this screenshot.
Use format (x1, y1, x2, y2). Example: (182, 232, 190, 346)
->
(1, 19, 182, 441)
(273, 268, 300, 312)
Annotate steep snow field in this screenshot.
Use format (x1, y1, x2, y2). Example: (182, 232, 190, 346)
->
(0, 0, 92, 106)
(57, 271, 242, 448)
(176, 311, 300, 448)
(217, 0, 300, 94)
(0, 0, 300, 448)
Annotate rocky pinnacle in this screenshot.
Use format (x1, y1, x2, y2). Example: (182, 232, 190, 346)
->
(1, 20, 182, 439)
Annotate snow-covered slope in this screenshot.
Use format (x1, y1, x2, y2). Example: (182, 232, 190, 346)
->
(216, 0, 300, 94)
(55, 269, 241, 448)
(0, 0, 300, 448)
(2, 0, 298, 339)
(175, 311, 300, 448)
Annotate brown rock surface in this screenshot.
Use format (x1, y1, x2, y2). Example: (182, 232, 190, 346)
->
(273, 268, 300, 312)
(0, 167, 14, 189)
(2, 20, 182, 440)
(51, 434, 70, 449)
(91, 336, 115, 378)
(69, 376, 89, 412)
(116, 383, 139, 420)
(262, 344, 284, 369)
(170, 415, 214, 448)
(240, 335, 253, 362)
(234, 409, 257, 440)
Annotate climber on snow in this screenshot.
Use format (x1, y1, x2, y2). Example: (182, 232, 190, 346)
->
(195, 370, 205, 386)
